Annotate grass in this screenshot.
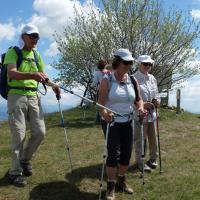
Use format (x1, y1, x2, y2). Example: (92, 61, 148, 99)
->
(0, 106, 200, 200)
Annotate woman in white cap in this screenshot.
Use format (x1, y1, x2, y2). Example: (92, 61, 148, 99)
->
(133, 55, 160, 172)
(98, 48, 145, 200)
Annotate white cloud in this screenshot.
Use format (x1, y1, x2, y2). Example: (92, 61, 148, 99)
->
(40, 84, 83, 108)
(190, 9, 200, 19)
(0, 22, 16, 42)
(29, 0, 96, 38)
(169, 75, 200, 113)
(24, 0, 99, 57)
(44, 41, 59, 57)
(0, 84, 84, 120)
(0, 0, 99, 56)
(46, 64, 57, 72)
(44, 64, 59, 80)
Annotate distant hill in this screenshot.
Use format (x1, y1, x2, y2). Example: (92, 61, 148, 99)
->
(0, 103, 73, 121)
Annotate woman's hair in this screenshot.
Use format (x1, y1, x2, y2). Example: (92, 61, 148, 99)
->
(106, 64, 112, 70)
(97, 59, 107, 70)
(112, 56, 123, 70)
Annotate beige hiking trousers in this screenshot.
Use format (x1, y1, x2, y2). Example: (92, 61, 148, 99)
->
(134, 120, 158, 163)
(7, 94, 46, 175)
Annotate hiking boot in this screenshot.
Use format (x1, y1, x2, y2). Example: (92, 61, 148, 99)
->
(20, 161, 32, 177)
(9, 174, 27, 187)
(143, 163, 152, 173)
(132, 163, 151, 173)
(146, 159, 157, 169)
(106, 181, 115, 200)
(116, 176, 133, 194)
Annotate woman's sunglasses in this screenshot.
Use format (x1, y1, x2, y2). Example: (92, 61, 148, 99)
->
(141, 62, 153, 67)
(122, 60, 133, 65)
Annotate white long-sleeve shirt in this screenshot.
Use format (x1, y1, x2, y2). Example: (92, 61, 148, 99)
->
(133, 70, 160, 122)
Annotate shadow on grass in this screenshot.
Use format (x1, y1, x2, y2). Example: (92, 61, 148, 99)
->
(29, 181, 97, 200)
(47, 121, 99, 130)
(65, 163, 102, 184)
(30, 164, 103, 200)
(44, 121, 98, 131)
(67, 121, 99, 129)
(0, 171, 10, 187)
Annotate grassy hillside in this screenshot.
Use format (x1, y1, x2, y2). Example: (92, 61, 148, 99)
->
(0, 106, 200, 200)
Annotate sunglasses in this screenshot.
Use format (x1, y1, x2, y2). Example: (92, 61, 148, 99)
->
(141, 62, 153, 67)
(25, 33, 40, 40)
(122, 60, 133, 65)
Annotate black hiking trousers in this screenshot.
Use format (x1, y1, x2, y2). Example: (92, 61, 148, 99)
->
(101, 120, 133, 167)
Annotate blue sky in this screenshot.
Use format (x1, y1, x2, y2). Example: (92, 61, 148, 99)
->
(1, 0, 200, 116)
(163, 0, 198, 10)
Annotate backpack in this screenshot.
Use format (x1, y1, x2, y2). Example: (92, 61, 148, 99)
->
(0, 46, 40, 99)
(130, 75, 140, 103)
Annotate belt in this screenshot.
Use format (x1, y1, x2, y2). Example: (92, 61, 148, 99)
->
(8, 86, 38, 92)
(118, 112, 133, 117)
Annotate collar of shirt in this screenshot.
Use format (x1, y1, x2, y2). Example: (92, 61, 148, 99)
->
(137, 70, 150, 81)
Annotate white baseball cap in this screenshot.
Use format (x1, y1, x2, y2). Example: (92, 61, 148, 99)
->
(21, 24, 39, 35)
(114, 48, 135, 61)
(19, 24, 39, 49)
(137, 55, 154, 64)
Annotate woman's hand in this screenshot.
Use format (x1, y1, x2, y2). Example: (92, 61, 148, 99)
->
(100, 109, 114, 123)
(138, 108, 147, 121)
(152, 99, 160, 108)
(144, 101, 154, 110)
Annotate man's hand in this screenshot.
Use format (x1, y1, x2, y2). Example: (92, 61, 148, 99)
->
(32, 72, 47, 83)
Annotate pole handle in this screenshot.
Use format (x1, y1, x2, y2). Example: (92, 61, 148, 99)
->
(45, 78, 58, 89)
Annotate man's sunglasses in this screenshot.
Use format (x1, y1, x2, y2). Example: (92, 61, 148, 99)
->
(122, 60, 133, 65)
(25, 33, 40, 40)
(141, 62, 153, 67)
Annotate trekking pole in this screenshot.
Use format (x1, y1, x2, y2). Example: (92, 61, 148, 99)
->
(139, 117, 145, 185)
(99, 122, 110, 200)
(57, 95, 73, 172)
(155, 107, 163, 173)
(45, 79, 122, 117)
